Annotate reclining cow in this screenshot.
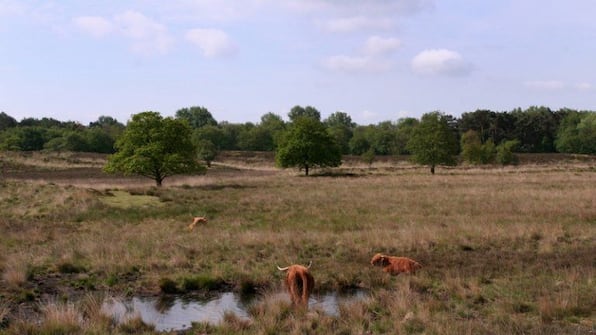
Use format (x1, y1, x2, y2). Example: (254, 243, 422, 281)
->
(370, 253, 422, 275)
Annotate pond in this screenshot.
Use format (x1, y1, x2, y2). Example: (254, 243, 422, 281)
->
(102, 290, 368, 332)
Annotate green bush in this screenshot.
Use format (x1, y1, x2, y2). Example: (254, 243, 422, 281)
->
(496, 140, 519, 165)
(461, 130, 496, 164)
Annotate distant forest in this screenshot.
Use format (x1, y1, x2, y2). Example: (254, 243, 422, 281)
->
(0, 105, 595, 156)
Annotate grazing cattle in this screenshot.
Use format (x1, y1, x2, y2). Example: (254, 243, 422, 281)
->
(188, 216, 208, 231)
(370, 253, 422, 275)
(277, 261, 314, 307)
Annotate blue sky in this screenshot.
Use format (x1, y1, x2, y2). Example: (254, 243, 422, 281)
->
(1, 0, 595, 125)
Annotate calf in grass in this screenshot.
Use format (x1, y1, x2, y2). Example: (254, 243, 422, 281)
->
(370, 253, 422, 275)
(188, 216, 208, 231)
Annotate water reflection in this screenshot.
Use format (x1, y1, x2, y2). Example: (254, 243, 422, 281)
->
(310, 289, 368, 317)
(104, 292, 249, 332)
(103, 290, 367, 332)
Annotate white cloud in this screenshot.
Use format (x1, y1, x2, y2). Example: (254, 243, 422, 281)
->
(524, 80, 565, 90)
(363, 36, 401, 56)
(323, 35, 400, 73)
(322, 54, 392, 73)
(114, 10, 173, 54)
(73, 16, 114, 38)
(0, 0, 25, 16)
(284, 0, 434, 16)
(575, 82, 592, 91)
(185, 28, 237, 58)
(411, 49, 472, 76)
(324, 16, 394, 33)
(165, 0, 269, 21)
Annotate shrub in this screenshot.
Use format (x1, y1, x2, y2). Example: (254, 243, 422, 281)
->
(361, 148, 376, 167)
(496, 140, 520, 165)
(461, 130, 496, 164)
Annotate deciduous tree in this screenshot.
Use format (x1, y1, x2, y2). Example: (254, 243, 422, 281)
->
(288, 105, 321, 122)
(555, 111, 596, 154)
(406, 111, 459, 174)
(324, 111, 355, 154)
(276, 117, 341, 176)
(0, 112, 17, 131)
(175, 106, 217, 129)
(104, 111, 205, 186)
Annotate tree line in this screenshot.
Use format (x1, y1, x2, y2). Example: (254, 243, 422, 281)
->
(1, 105, 595, 158)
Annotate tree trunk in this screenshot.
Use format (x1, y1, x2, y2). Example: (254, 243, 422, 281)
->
(305, 165, 309, 176)
(430, 165, 435, 174)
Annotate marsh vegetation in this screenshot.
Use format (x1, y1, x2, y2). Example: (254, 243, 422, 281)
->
(0, 151, 594, 334)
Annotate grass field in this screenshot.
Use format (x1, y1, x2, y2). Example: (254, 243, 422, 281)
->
(0, 151, 595, 334)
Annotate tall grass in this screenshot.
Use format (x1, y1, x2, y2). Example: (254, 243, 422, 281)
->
(0, 152, 594, 334)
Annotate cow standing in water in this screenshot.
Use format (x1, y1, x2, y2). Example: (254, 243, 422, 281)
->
(277, 261, 314, 307)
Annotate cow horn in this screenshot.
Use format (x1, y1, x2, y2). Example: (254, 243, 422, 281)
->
(277, 265, 289, 271)
(306, 261, 312, 269)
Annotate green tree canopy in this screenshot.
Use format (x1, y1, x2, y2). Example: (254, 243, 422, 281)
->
(193, 125, 227, 150)
(460, 130, 495, 165)
(104, 111, 205, 186)
(371, 121, 400, 155)
(406, 111, 459, 174)
(324, 112, 355, 154)
(85, 127, 117, 153)
(0, 127, 47, 151)
(395, 117, 419, 154)
(175, 106, 217, 129)
(496, 140, 520, 165)
(276, 117, 341, 176)
(349, 125, 373, 155)
(511, 106, 557, 152)
(196, 139, 218, 167)
(288, 105, 321, 122)
(0, 112, 17, 131)
(555, 111, 596, 154)
(89, 115, 125, 138)
(259, 112, 286, 148)
(237, 124, 275, 151)
(459, 109, 496, 143)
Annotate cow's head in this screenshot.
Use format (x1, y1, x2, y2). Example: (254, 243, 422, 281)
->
(370, 253, 389, 267)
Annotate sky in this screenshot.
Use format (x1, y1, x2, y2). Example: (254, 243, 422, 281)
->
(1, 0, 595, 126)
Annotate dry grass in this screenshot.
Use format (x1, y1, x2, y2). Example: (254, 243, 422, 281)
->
(0, 151, 594, 334)
(0, 300, 9, 327)
(39, 301, 82, 334)
(2, 261, 28, 289)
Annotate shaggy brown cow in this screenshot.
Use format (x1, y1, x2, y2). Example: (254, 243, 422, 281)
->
(370, 253, 422, 275)
(188, 216, 208, 231)
(277, 261, 314, 307)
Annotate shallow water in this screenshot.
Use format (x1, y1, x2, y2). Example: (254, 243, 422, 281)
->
(103, 290, 367, 332)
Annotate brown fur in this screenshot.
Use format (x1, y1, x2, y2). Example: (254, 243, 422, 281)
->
(370, 253, 422, 275)
(277, 262, 314, 307)
(188, 216, 208, 231)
